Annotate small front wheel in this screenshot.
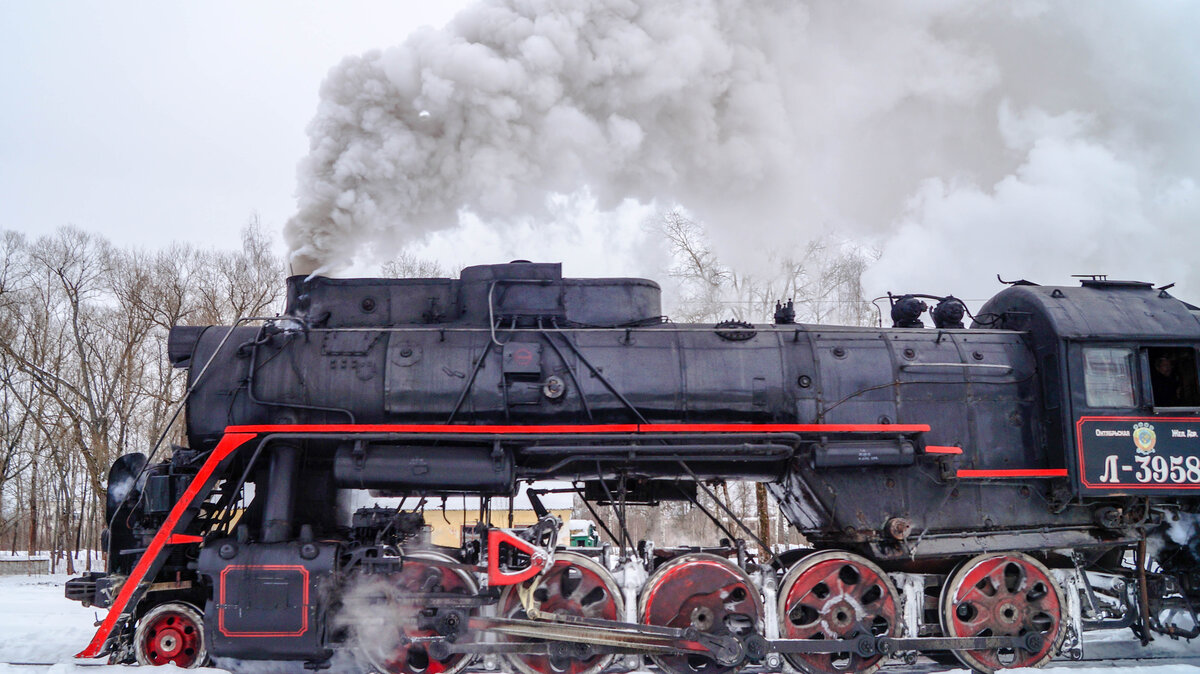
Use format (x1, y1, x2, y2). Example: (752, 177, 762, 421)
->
(134, 601, 208, 667)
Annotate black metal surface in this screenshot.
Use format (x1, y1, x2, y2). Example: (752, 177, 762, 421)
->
(283, 262, 662, 329)
(64, 572, 103, 607)
(331, 442, 514, 494)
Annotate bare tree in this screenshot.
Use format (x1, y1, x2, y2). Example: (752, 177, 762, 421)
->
(660, 211, 732, 322)
(193, 216, 285, 325)
(656, 209, 876, 326)
(652, 211, 877, 555)
(0, 227, 116, 499)
(0, 218, 286, 562)
(381, 251, 452, 279)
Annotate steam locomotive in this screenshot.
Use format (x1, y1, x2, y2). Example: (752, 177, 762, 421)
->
(67, 262, 1200, 673)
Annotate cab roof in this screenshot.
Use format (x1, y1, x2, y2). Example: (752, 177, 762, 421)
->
(974, 281, 1200, 341)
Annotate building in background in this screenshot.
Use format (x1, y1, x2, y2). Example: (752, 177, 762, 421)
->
(427, 492, 575, 548)
(345, 487, 575, 548)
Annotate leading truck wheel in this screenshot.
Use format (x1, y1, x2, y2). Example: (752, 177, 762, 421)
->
(134, 602, 208, 667)
(939, 552, 1065, 674)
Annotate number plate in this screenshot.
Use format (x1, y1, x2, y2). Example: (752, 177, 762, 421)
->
(1076, 416, 1200, 492)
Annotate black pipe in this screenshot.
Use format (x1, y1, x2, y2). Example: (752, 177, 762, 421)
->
(332, 443, 514, 493)
(1136, 536, 1152, 646)
(446, 342, 493, 424)
(674, 482, 738, 544)
(262, 443, 300, 542)
(678, 459, 775, 562)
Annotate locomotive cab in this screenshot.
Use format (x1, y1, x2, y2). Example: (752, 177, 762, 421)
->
(976, 279, 1200, 499)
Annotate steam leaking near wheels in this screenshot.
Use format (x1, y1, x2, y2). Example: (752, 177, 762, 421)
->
(285, 1, 1200, 300)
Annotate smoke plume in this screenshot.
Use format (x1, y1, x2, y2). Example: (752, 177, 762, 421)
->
(285, 0, 1200, 301)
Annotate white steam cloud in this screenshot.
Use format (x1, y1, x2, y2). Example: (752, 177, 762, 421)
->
(286, 0, 1200, 302)
(330, 573, 420, 672)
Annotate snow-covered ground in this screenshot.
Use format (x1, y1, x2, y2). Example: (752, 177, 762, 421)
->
(0, 574, 227, 674)
(0, 575, 105, 665)
(0, 574, 1196, 674)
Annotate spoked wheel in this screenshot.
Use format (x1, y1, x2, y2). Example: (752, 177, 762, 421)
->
(777, 550, 900, 674)
(639, 552, 763, 674)
(134, 601, 208, 667)
(939, 552, 1065, 673)
(354, 550, 479, 674)
(499, 550, 624, 674)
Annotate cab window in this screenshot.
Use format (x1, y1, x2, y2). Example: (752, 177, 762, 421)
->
(1083, 347, 1136, 408)
(1147, 347, 1200, 407)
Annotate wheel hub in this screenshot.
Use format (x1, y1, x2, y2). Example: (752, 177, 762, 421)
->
(827, 600, 856, 630)
(156, 630, 181, 656)
(997, 601, 1020, 626)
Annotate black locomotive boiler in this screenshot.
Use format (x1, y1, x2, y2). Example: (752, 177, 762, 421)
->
(67, 262, 1200, 673)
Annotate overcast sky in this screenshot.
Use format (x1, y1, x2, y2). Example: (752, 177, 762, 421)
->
(0, 1, 470, 253)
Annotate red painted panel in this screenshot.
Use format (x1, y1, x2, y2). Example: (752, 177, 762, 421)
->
(956, 468, 1068, 478)
(487, 529, 549, 586)
(1075, 415, 1200, 491)
(225, 422, 930, 435)
(218, 565, 309, 638)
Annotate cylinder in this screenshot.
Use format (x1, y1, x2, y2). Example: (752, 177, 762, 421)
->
(333, 443, 514, 494)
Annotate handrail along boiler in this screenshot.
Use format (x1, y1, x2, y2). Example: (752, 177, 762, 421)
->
(66, 262, 1200, 673)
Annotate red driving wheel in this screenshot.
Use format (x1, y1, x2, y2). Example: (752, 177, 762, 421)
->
(135, 602, 207, 667)
(777, 550, 900, 674)
(499, 551, 623, 674)
(638, 553, 762, 674)
(939, 552, 1065, 673)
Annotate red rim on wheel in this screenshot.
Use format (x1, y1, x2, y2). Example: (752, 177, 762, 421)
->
(357, 550, 479, 674)
(135, 602, 206, 667)
(777, 551, 899, 674)
(639, 553, 762, 674)
(500, 551, 623, 674)
(939, 552, 1064, 673)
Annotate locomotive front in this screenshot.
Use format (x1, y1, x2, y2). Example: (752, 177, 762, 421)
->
(66, 263, 1200, 673)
